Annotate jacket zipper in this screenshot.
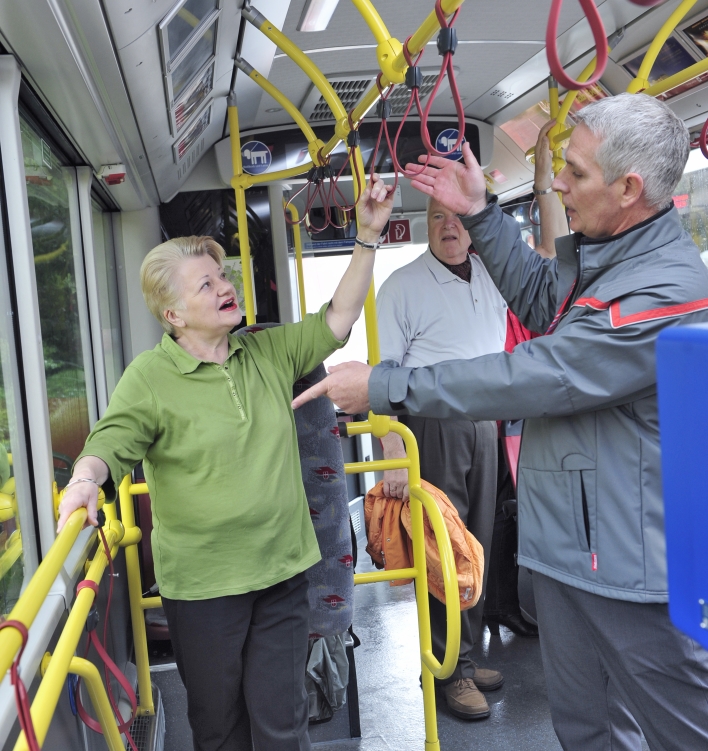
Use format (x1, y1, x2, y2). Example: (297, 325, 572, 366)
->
(580, 476, 591, 550)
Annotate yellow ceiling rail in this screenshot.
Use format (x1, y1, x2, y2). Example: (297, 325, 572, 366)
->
(320, 0, 468, 159)
(235, 56, 326, 166)
(247, 161, 314, 186)
(627, 0, 698, 93)
(284, 202, 307, 320)
(644, 54, 708, 97)
(242, 4, 348, 139)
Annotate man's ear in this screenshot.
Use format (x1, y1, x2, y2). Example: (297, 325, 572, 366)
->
(619, 172, 645, 210)
(164, 308, 186, 330)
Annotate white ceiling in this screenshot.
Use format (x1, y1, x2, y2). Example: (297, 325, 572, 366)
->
(3, 0, 708, 210)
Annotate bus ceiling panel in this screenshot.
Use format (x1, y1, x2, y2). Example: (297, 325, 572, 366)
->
(105, 0, 218, 51)
(0, 0, 157, 210)
(153, 96, 229, 203)
(232, 0, 295, 132)
(278, 0, 583, 52)
(113, 1, 241, 202)
(465, 0, 653, 122)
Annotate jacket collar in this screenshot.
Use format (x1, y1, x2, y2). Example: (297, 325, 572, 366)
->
(160, 331, 244, 374)
(575, 204, 680, 269)
(423, 247, 479, 284)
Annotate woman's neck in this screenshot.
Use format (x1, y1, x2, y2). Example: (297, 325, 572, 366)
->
(174, 330, 230, 365)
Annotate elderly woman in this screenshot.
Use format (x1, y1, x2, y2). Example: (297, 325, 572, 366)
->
(57, 176, 394, 751)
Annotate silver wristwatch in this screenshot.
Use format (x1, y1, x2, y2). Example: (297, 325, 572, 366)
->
(532, 185, 554, 196)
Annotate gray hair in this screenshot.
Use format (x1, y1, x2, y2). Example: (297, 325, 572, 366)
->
(574, 93, 689, 210)
(140, 236, 225, 335)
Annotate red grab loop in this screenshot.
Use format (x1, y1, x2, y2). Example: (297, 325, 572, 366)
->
(74, 528, 140, 751)
(420, 0, 465, 157)
(628, 0, 667, 6)
(0, 620, 40, 751)
(546, 0, 609, 90)
(700, 117, 708, 160)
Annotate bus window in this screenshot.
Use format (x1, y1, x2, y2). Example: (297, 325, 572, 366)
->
(301, 243, 428, 368)
(20, 118, 93, 486)
(673, 148, 708, 266)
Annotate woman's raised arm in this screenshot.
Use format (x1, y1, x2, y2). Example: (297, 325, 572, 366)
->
(325, 175, 395, 341)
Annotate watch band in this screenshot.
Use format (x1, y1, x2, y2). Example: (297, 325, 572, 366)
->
(354, 237, 381, 250)
(533, 185, 554, 196)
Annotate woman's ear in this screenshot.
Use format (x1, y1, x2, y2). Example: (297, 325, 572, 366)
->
(164, 308, 186, 330)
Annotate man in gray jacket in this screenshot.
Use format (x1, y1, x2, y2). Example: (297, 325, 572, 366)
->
(293, 94, 708, 750)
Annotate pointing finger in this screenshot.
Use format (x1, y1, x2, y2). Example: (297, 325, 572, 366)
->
(292, 379, 330, 409)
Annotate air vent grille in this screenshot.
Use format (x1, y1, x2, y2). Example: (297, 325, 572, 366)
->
(310, 79, 373, 121)
(388, 74, 440, 115)
(300, 71, 453, 124)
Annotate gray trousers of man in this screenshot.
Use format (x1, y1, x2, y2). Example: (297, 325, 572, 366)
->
(162, 571, 311, 751)
(533, 572, 708, 751)
(400, 415, 497, 684)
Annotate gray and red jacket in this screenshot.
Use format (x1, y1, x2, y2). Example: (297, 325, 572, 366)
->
(369, 197, 708, 603)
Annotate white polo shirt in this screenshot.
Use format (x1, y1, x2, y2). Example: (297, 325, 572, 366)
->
(377, 248, 507, 368)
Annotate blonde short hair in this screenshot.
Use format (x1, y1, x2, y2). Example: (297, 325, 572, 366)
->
(140, 236, 226, 335)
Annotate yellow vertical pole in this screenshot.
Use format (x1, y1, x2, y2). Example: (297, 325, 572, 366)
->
(119, 476, 154, 715)
(547, 76, 564, 177)
(228, 93, 257, 326)
(351, 148, 381, 366)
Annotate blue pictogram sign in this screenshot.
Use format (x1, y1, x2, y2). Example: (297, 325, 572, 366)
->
(241, 140, 272, 175)
(435, 128, 466, 161)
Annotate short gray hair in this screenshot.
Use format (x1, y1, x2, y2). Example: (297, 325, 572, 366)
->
(574, 93, 689, 210)
(140, 236, 225, 335)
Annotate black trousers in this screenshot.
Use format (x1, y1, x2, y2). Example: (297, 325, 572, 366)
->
(484, 441, 522, 618)
(162, 572, 312, 751)
(400, 415, 497, 683)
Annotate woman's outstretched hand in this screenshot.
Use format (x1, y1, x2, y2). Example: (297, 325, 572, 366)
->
(356, 174, 396, 242)
(405, 141, 488, 217)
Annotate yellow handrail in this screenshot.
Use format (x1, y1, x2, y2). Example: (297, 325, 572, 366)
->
(0, 508, 87, 678)
(644, 55, 708, 98)
(627, 0, 698, 93)
(14, 511, 125, 750)
(284, 202, 307, 319)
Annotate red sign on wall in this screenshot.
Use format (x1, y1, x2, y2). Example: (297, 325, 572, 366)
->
(382, 218, 411, 244)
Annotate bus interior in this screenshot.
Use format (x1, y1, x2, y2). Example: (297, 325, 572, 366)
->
(0, 0, 707, 749)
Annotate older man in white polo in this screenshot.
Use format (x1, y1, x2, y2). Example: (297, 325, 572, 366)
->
(293, 94, 708, 750)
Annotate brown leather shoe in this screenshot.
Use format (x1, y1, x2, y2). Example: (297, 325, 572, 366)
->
(472, 665, 504, 692)
(444, 678, 491, 720)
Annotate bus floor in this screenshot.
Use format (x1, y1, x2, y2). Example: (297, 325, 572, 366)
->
(147, 540, 650, 751)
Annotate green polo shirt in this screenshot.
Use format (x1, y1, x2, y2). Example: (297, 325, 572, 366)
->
(78, 304, 345, 600)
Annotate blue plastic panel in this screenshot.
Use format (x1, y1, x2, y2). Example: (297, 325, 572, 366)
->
(656, 323, 708, 649)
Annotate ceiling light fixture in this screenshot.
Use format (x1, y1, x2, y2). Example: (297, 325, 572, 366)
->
(296, 0, 341, 32)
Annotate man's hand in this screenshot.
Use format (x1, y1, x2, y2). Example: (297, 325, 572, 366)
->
(292, 361, 372, 413)
(534, 119, 555, 191)
(405, 141, 488, 216)
(383, 469, 409, 501)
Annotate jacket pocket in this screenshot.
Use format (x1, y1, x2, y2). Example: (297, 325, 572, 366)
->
(571, 471, 590, 552)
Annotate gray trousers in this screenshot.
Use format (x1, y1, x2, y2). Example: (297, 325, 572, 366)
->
(400, 415, 497, 683)
(533, 572, 708, 751)
(162, 572, 311, 751)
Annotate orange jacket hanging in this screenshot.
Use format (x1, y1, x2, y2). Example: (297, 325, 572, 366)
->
(364, 480, 484, 610)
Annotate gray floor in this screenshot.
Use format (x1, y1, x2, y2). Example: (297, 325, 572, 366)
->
(149, 541, 572, 751)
